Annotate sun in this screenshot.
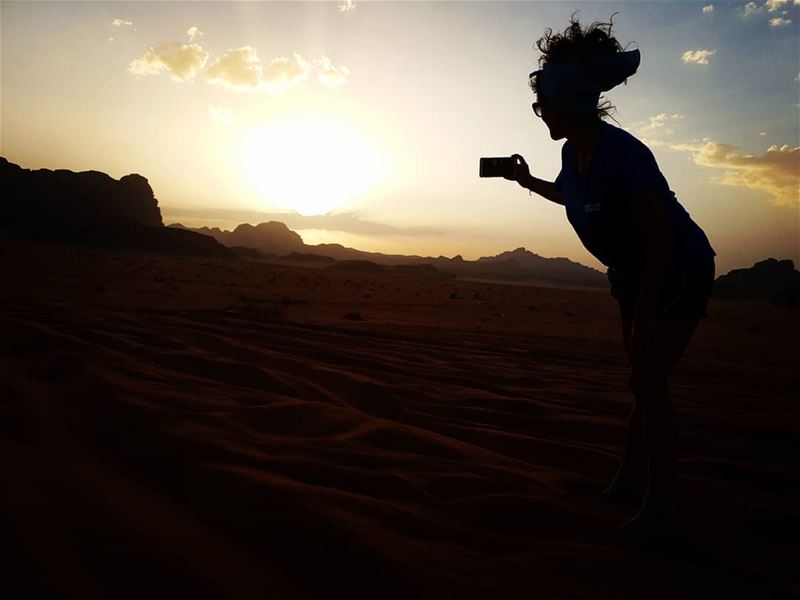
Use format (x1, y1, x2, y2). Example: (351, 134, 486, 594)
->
(239, 115, 387, 216)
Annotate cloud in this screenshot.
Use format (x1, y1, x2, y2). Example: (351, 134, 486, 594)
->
(129, 35, 348, 93)
(112, 19, 133, 27)
(205, 46, 269, 91)
(187, 26, 203, 41)
(741, 2, 763, 17)
(769, 16, 792, 26)
(765, 0, 792, 10)
(205, 51, 346, 93)
(208, 105, 233, 125)
(636, 113, 685, 136)
(702, 4, 714, 13)
(681, 49, 717, 64)
(128, 43, 209, 82)
(670, 139, 800, 206)
(338, 0, 357, 12)
(759, 131, 767, 136)
(315, 55, 350, 87)
(263, 54, 313, 93)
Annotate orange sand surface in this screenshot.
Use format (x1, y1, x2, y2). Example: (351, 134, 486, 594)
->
(1, 240, 798, 598)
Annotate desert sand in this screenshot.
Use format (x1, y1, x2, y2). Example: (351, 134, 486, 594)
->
(1, 239, 798, 599)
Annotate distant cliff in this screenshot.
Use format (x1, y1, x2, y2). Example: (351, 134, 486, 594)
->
(714, 258, 800, 307)
(171, 221, 304, 255)
(1, 157, 229, 257)
(170, 222, 607, 288)
(1, 157, 162, 230)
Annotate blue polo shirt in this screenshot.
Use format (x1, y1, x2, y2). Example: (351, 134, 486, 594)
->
(554, 120, 716, 273)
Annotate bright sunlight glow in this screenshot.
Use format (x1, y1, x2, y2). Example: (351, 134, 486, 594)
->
(239, 115, 387, 216)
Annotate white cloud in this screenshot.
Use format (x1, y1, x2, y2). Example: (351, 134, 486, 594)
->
(769, 16, 792, 26)
(636, 112, 685, 136)
(263, 54, 314, 93)
(315, 55, 350, 87)
(702, 4, 714, 13)
(765, 0, 791, 11)
(681, 49, 717, 65)
(205, 46, 268, 91)
(338, 0, 357, 12)
(130, 36, 348, 94)
(670, 139, 800, 206)
(208, 105, 233, 125)
(759, 131, 767, 136)
(187, 26, 203, 41)
(741, 2, 763, 17)
(204, 51, 348, 93)
(128, 43, 209, 82)
(112, 19, 133, 27)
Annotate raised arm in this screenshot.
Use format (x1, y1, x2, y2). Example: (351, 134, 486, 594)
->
(521, 175, 564, 206)
(504, 154, 565, 206)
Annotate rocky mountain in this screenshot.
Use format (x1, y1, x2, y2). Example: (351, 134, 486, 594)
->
(170, 223, 607, 288)
(0, 157, 229, 257)
(427, 248, 606, 287)
(170, 221, 304, 255)
(713, 258, 800, 307)
(1, 157, 162, 229)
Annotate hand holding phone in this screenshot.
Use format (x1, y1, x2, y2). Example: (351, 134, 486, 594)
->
(479, 154, 531, 185)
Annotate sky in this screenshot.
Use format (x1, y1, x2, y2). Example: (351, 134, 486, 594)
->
(1, 0, 798, 275)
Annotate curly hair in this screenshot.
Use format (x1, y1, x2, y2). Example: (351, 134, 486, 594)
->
(530, 12, 636, 123)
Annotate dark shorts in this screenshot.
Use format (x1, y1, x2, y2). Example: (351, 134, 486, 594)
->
(607, 258, 715, 320)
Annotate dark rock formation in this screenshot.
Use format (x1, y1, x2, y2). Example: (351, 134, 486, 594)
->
(171, 222, 607, 288)
(713, 258, 800, 307)
(423, 247, 607, 287)
(1, 157, 162, 232)
(1, 157, 229, 257)
(227, 222, 304, 255)
(171, 221, 304, 256)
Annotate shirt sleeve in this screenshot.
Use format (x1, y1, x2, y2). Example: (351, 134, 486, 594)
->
(617, 138, 669, 198)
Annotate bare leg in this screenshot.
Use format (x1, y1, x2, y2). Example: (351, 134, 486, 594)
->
(619, 317, 647, 480)
(617, 318, 698, 536)
(633, 374, 677, 496)
(595, 319, 646, 503)
(620, 401, 647, 479)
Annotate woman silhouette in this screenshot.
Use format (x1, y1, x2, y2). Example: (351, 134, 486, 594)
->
(504, 14, 716, 538)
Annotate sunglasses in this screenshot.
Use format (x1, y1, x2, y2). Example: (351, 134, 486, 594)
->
(529, 70, 545, 117)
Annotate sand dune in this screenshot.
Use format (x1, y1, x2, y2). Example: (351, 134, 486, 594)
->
(1, 239, 798, 598)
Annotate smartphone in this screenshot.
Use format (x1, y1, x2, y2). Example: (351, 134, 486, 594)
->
(480, 156, 515, 178)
